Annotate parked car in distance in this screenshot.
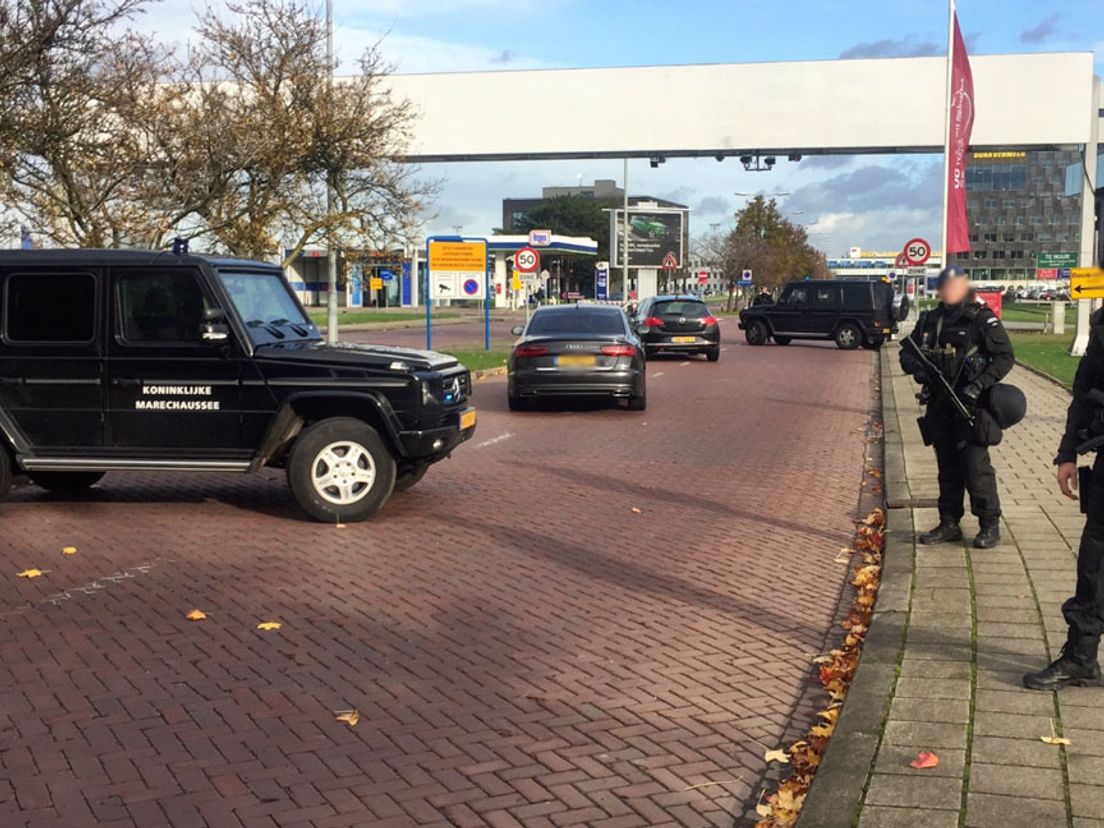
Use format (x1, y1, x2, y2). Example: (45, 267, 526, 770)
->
(508, 305, 647, 411)
(632, 295, 721, 361)
(738, 278, 908, 350)
(0, 249, 477, 522)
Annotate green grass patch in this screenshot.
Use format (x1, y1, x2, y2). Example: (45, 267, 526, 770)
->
(310, 309, 455, 326)
(1001, 303, 1075, 326)
(1008, 331, 1077, 387)
(447, 349, 509, 372)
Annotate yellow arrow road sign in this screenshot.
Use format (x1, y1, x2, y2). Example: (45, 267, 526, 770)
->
(1072, 267, 1104, 299)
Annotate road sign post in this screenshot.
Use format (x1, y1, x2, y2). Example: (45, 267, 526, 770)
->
(425, 237, 488, 349)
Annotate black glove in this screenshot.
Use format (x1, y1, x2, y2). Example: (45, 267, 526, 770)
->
(961, 382, 982, 405)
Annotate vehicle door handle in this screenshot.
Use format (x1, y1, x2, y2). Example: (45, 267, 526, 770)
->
(0, 376, 21, 386)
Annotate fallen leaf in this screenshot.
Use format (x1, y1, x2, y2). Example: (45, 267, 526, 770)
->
(1040, 736, 1071, 746)
(62, 546, 78, 556)
(256, 621, 282, 631)
(334, 709, 359, 727)
(682, 777, 743, 791)
(910, 751, 940, 769)
(16, 568, 46, 578)
(335, 523, 346, 529)
(764, 749, 790, 765)
(185, 609, 208, 621)
(630, 507, 643, 514)
(755, 802, 771, 817)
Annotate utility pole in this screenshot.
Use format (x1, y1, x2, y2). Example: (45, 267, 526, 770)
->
(622, 158, 630, 298)
(325, 0, 338, 344)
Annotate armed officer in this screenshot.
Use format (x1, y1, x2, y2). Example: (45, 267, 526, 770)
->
(899, 266, 1014, 549)
(1024, 297, 1104, 691)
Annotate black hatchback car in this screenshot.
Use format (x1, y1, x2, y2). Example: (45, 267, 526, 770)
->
(508, 305, 647, 410)
(0, 249, 476, 522)
(738, 279, 908, 350)
(633, 295, 721, 361)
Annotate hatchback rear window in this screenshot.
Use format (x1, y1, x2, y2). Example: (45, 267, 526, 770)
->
(528, 310, 625, 335)
(652, 301, 709, 317)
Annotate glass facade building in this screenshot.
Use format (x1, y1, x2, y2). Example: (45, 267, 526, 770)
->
(955, 149, 1083, 281)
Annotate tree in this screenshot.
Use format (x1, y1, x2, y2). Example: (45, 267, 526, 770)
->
(717, 196, 829, 308)
(0, 0, 171, 246)
(164, 0, 432, 267)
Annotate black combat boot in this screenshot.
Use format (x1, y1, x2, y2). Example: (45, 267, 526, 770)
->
(1023, 631, 1101, 691)
(918, 519, 963, 545)
(974, 524, 1001, 549)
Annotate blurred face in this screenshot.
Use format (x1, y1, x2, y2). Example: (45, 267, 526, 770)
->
(939, 276, 970, 305)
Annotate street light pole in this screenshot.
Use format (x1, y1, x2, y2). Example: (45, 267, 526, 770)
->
(622, 158, 630, 300)
(325, 0, 338, 345)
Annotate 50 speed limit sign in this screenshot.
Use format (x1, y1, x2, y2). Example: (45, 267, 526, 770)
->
(903, 238, 932, 266)
(514, 246, 541, 273)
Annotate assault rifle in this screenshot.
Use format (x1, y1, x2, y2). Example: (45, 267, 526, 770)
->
(902, 335, 975, 427)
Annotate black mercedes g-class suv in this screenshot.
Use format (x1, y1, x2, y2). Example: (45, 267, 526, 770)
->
(738, 278, 908, 350)
(0, 249, 476, 522)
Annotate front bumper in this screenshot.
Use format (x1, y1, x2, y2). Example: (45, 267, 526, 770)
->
(398, 406, 477, 459)
(511, 368, 643, 398)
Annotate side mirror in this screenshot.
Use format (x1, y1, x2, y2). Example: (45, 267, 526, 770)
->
(510, 325, 525, 336)
(201, 309, 230, 342)
(635, 324, 650, 336)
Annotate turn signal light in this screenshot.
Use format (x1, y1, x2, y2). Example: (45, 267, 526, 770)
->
(702, 315, 718, 326)
(644, 316, 664, 327)
(600, 344, 636, 357)
(514, 345, 549, 358)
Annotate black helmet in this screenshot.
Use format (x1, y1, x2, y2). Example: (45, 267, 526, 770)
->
(986, 383, 1027, 429)
(936, 265, 968, 288)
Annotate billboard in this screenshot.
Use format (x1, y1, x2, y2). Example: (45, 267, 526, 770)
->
(611, 209, 687, 269)
(428, 239, 487, 299)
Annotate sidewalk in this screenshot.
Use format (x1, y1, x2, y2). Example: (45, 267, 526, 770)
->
(800, 343, 1104, 827)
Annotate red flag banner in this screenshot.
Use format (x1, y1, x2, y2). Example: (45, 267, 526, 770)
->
(945, 12, 975, 254)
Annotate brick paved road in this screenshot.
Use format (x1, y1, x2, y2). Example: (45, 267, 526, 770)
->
(0, 335, 875, 828)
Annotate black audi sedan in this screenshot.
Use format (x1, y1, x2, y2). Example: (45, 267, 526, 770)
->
(633, 295, 721, 361)
(508, 305, 647, 411)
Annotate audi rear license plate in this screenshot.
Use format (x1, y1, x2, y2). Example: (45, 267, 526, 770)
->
(460, 409, 477, 430)
(671, 336, 696, 343)
(556, 354, 596, 368)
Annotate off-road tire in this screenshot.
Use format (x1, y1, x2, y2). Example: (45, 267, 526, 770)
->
(744, 320, 769, 346)
(834, 323, 862, 350)
(0, 444, 12, 503)
(28, 471, 104, 494)
(287, 417, 396, 523)
(862, 338, 884, 351)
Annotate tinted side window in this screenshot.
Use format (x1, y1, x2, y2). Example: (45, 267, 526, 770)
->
(117, 269, 209, 344)
(785, 287, 809, 304)
(841, 284, 872, 309)
(6, 271, 95, 342)
(813, 287, 839, 307)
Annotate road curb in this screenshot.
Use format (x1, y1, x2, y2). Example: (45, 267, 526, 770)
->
(797, 350, 911, 828)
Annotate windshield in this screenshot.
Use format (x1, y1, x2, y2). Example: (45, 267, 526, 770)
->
(653, 301, 708, 317)
(218, 270, 315, 341)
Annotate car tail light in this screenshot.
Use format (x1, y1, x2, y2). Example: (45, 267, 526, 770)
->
(874, 319, 882, 327)
(702, 315, 718, 326)
(514, 344, 548, 358)
(644, 316, 664, 327)
(600, 344, 636, 357)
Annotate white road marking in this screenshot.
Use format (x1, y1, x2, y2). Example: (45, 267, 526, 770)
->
(680, 361, 690, 367)
(476, 432, 515, 449)
(653, 372, 666, 377)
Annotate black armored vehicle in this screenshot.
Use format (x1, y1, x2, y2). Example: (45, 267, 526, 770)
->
(738, 278, 908, 350)
(0, 249, 476, 522)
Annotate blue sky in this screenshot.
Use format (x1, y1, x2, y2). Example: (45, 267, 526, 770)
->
(146, 0, 1103, 253)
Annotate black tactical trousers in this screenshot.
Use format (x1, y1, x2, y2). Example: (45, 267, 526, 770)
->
(928, 405, 1001, 526)
(1064, 453, 1104, 637)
